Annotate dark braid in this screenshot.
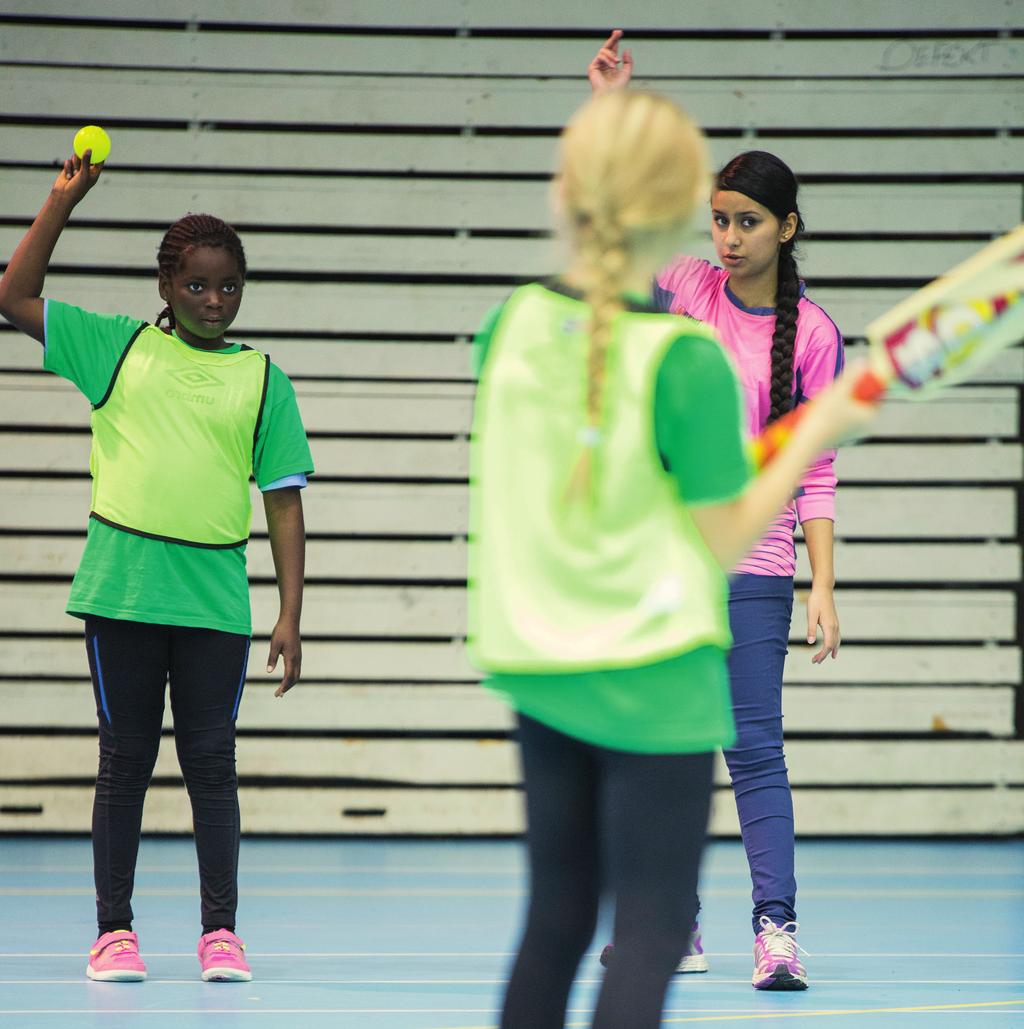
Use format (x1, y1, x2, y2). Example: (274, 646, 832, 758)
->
(156, 213, 247, 329)
(769, 243, 801, 422)
(716, 151, 806, 424)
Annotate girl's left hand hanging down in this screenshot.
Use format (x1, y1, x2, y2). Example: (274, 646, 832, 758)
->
(267, 615, 302, 697)
(263, 486, 306, 696)
(803, 518, 841, 662)
(805, 580, 840, 663)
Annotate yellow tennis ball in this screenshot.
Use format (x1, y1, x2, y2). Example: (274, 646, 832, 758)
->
(73, 125, 111, 164)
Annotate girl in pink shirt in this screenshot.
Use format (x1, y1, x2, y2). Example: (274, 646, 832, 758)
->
(655, 251, 843, 579)
(591, 31, 845, 992)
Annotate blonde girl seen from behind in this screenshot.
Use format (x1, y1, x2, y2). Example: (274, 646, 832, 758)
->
(556, 89, 710, 501)
(471, 90, 878, 1028)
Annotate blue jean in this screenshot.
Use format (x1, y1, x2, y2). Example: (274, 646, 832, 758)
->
(701, 574, 797, 934)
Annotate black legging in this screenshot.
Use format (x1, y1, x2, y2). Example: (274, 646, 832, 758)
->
(85, 615, 250, 936)
(502, 714, 714, 1029)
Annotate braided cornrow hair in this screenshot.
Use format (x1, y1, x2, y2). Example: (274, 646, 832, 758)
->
(558, 90, 709, 501)
(716, 151, 805, 424)
(155, 213, 247, 329)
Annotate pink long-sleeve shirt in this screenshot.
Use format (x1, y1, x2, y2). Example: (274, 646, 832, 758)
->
(655, 256, 844, 577)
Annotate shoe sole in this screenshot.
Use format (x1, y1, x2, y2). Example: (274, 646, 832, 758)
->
(86, 966, 146, 982)
(202, 967, 252, 982)
(753, 967, 808, 991)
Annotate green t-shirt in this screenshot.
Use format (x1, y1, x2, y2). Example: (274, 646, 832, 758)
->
(472, 285, 751, 753)
(44, 300, 314, 635)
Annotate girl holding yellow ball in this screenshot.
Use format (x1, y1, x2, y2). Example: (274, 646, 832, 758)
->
(0, 143, 313, 985)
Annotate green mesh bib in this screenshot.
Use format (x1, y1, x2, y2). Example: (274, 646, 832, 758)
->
(468, 283, 731, 673)
(90, 326, 269, 548)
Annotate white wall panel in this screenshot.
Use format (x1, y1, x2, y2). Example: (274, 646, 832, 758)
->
(1, 785, 1021, 836)
(0, 582, 1015, 642)
(0, 478, 1017, 538)
(0, 0, 1020, 836)
(4, 1, 1020, 31)
(4, 25, 1021, 79)
(0, 637, 1017, 685)
(0, 681, 1016, 736)
(2, 536, 1019, 585)
(8, 126, 1024, 176)
(4, 434, 1019, 482)
(4, 171, 1017, 234)
(3, 67, 1019, 131)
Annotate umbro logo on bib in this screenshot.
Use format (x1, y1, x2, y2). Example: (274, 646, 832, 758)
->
(166, 367, 224, 405)
(168, 368, 224, 389)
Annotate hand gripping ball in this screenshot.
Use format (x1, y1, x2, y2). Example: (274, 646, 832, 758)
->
(73, 125, 111, 164)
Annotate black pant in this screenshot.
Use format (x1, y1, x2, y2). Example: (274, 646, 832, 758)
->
(502, 715, 714, 1029)
(85, 615, 250, 935)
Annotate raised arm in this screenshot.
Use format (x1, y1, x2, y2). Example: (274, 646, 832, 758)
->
(0, 152, 103, 344)
(588, 29, 634, 92)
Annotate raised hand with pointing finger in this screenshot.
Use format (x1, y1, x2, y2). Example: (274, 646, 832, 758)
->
(587, 29, 634, 92)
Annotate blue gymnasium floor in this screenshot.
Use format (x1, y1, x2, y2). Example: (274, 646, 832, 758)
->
(0, 837, 1021, 1028)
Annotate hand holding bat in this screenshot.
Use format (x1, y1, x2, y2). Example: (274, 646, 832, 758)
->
(752, 223, 1024, 467)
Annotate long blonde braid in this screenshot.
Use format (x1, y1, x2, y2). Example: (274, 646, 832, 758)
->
(558, 90, 709, 502)
(562, 211, 627, 502)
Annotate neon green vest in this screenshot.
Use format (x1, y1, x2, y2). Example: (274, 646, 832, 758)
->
(90, 325, 269, 548)
(468, 283, 732, 673)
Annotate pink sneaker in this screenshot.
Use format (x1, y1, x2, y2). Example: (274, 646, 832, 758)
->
(752, 916, 808, 991)
(86, 930, 147, 982)
(198, 929, 252, 982)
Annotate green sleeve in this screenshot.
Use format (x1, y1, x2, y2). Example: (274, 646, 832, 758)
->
(43, 300, 146, 405)
(655, 334, 753, 505)
(472, 303, 506, 378)
(253, 363, 314, 488)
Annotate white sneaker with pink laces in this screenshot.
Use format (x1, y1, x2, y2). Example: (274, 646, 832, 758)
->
(751, 916, 809, 990)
